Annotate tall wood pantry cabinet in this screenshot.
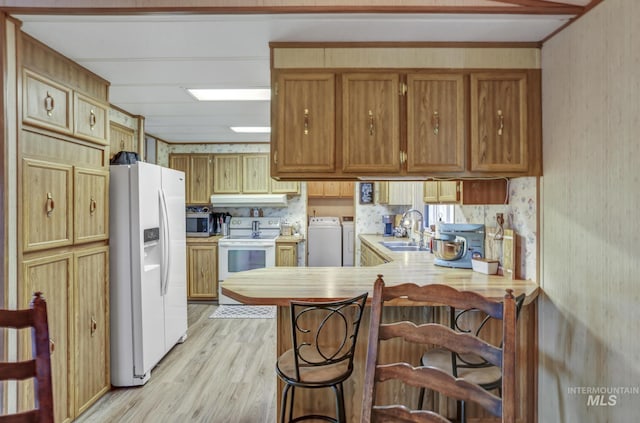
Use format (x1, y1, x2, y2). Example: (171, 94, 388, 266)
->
(18, 33, 111, 422)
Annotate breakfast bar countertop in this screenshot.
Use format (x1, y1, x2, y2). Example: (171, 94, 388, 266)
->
(221, 234, 539, 305)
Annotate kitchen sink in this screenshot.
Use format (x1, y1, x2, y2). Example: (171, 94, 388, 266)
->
(379, 241, 429, 252)
(386, 245, 429, 252)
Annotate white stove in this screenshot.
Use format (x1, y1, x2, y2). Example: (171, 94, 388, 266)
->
(218, 217, 280, 304)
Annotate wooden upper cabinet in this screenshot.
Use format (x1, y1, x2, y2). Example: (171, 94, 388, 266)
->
(169, 154, 212, 204)
(74, 93, 109, 145)
(470, 72, 528, 172)
(23, 69, 73, 134)
(340, 181, 355, 198)
(406, 74, 465, 173)
(189, 155, 213, 203)
(271, 179, 299, 194)
(242, 155, 270, 193)
(22, 158, 74, 252)
(342, 73, 401, 173)
(213, 155, 241, 194)
(423, 181, 460, 204)
(74, 167, 109, 244)
(273, 72, 336, 173)
(109, 122, 136, 159)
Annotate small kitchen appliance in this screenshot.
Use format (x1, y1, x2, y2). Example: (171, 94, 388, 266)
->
(382, 215, 394, 237)
(185, 211, 214, 237)
(432, 223, 485, 269)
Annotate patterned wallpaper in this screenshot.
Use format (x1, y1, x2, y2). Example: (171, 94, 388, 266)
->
(455, 177, 537, 280)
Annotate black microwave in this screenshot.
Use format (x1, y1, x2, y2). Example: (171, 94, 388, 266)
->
(186, 212, 215, 237)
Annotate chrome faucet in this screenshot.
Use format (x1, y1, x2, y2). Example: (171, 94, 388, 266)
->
(401, 209, 424, 247)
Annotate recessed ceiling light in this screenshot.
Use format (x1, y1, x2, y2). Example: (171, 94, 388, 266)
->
(187, 88, 270, 101)
(230, 127, 271, 133)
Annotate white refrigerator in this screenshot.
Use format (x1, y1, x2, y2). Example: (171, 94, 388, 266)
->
(109, 162, 188, 387)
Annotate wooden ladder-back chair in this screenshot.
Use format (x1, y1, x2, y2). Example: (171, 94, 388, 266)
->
(0, 292, 54, 423)
(417, 292, 525, 422)
(361, 276, 518, 423)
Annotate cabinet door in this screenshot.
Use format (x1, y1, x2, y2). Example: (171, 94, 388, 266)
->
(340, 182, 355, 198)
(387, 182, 413, 205)
(109, 122, 136, 159)
(189, 155, 213, 203)
(407, 74, 465, 173)
(470, 72, 528, 172)
(323, 181, 341, 198)
(22, 253, 74, 423)
(423, 182, 439, 203)
(187, 244, 218, 299)
(74, 167, 109, 243)
(342, 73, 400, 173)
(273, 72, 336, 173)
(23, 69, 73, 134)
(306, 181, 325, 198)
(213, 155, 241, 194)
(169, 155, 190, 201)
(74, 93, 108, 145)
(74, 246, 110, 415)
(22, 158, 73, 252)
(276, 243, 297, 267)
(271, 179, 299, 194)
(242, 155, 270, 193)
(375, 181, 389, 204)
(437, 181, 460, 203)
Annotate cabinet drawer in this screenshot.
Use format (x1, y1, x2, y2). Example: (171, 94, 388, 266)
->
(75, 93, 109, 145)
(23, 69, 73, 134)
(22, 158, 74, 251)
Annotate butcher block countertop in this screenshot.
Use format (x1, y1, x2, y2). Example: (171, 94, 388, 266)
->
(221, 234, 539, 306)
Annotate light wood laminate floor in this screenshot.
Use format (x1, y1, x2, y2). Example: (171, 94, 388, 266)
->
(75, 304, 277, 423)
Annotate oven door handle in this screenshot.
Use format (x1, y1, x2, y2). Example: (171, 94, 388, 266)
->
(220, 242, 275, 248)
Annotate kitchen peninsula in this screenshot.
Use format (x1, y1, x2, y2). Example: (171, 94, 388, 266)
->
(222, 234, 539, 422)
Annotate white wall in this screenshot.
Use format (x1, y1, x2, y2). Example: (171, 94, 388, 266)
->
(539, 0, 640, 420)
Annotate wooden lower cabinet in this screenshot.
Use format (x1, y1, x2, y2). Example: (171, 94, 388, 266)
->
(187, 240, 218, 300)
(74, 246, 110, 416)
(276, 242, 298, 266)
(21, 252, 74, 423)
(360, 242, 388, 267)
(21, 246, 109, 422)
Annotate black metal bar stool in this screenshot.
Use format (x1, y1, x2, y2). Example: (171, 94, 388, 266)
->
(275, 292, 368, 422)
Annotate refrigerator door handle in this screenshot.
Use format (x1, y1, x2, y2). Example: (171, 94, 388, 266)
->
(159, 188, 171, 296)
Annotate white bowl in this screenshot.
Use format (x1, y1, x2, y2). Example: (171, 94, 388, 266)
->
(471, 258, 499, 275)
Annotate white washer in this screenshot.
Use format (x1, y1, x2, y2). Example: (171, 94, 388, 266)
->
(308, 217, 342, 267)
(342, 221, 355, 267)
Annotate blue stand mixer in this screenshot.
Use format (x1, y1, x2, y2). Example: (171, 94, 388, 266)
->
(433, 223, 485, 268)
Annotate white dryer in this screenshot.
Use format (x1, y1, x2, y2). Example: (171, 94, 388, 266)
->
(308, 217, 342, 267)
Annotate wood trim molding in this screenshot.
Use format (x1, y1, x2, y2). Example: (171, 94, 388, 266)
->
(0, 2, 586, 15)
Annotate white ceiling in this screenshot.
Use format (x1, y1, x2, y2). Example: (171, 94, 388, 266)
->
(16, 13, 574, 143)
